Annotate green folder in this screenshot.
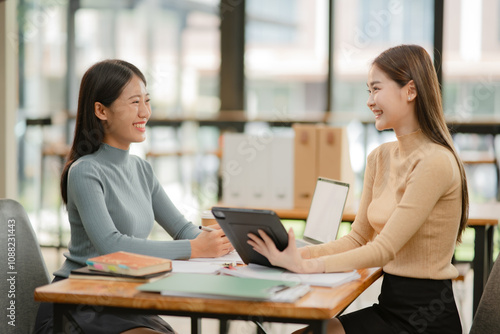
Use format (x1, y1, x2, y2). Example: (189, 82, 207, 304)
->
(137, 273, 309, 302)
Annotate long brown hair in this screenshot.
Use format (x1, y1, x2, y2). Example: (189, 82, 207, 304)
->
(373, 44, 469, 242)
(61, 59, 147, 204)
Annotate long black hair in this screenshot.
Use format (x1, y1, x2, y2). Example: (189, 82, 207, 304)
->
(61, 59, 147, 204)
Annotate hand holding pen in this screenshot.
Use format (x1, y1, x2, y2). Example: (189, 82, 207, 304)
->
(191, 224, 234, 258)
(199, 226, 216, 232)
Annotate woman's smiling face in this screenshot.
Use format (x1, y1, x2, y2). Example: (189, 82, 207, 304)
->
(96, 75, 152, 150)
(366, 65, 419, 136)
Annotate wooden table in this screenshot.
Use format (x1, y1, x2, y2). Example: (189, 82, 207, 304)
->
(467, 203, 500, 314)
(273, 203, 500, 316)
(34, 268, 382, 334)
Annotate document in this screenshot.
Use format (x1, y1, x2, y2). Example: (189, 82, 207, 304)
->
(218, 263, 361, 287)
(171, 261, 223, 274)
(171, 251, 244, 274)
(188, 251, 243, 264)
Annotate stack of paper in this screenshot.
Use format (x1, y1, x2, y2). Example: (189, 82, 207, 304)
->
(171, 251, 244, 274)
(218, 263, 360, 287)
(170, 261, 223, 274)
(188, 251, 243, 265)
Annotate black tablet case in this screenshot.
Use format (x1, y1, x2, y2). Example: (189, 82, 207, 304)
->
(211, 207, 289, 267)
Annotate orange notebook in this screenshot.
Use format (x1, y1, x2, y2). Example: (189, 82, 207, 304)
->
(69, 266, 170, 283)
(86, 251, 172, 277)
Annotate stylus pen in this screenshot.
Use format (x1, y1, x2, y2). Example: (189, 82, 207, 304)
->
(199, 226, 216, 232)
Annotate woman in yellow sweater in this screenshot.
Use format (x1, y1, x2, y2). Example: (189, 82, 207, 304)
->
(248, 44, 468, 334)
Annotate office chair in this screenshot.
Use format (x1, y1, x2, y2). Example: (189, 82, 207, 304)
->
(0, 198, 51, 334)
(469, 255, 500, 333)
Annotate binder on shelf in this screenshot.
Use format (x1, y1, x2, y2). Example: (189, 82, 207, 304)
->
(244, 134, 272, 208)
(270, 133, 294, 209)
(222, 125, 354, 210)
(222, 132, 295, 209)
(221, 133, 250, 206)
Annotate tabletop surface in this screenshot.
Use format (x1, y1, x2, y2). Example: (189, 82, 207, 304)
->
(35, 268, 383, 320)
(272, 202, 500, 226)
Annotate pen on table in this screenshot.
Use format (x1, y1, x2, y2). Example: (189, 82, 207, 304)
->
(199, 226, 216, 232)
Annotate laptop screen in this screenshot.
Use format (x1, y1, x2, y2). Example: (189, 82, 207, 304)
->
(302, 177, 349, 244)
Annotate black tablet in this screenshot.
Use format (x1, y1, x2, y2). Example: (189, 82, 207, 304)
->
(211, 207, 289, 267)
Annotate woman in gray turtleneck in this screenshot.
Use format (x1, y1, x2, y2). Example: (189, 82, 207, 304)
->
(35, 59, 233, 334)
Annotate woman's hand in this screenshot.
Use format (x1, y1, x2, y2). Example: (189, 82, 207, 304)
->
(247, 228, 324, 274)
(190, 224, 234, 258)
(299, 245, 311, 259)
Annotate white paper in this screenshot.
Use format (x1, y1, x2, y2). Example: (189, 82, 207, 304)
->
(218, 263, 360, 287)
(171, 261, 223, 274)
(171, 251, 244, 274)
(188, 251, 243, 264)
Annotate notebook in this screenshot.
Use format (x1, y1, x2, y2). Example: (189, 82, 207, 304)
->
(85, 251, 172, 276)
(295, 177, 349, 247)
(137, 273, 311, 303)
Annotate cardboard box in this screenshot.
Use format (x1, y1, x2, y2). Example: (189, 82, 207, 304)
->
(222, 125, 355, 210)
(293, 124, 318, 209)
(316, 125, 356, 208)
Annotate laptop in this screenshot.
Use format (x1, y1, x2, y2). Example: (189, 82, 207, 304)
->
(295, 177, 350, 247)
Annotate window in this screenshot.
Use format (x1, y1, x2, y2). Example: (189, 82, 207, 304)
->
(19, 1, 67, 118)
(442, 0, 500, 204)
(245, 0, 329, 117)
(442, 0, 500, 119)
(332, 0, 434, 117)
(75, 0, 221, 117)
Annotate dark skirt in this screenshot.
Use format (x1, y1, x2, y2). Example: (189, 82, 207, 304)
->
(34, 277, 175, 334)
(339, 273, 462, 334)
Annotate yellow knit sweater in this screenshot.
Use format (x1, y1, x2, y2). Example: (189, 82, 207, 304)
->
(308, 129, 462, 279)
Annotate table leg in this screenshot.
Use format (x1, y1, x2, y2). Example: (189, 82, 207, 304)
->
(219, 319, 230, 334)
(486, 225, 494, 273)
(472, 225, 494, 316)
(191, 316, 201, 334)
(309, 320, 328, 334)
(53, 303, 64, 334)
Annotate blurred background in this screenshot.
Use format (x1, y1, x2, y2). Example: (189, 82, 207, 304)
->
(1, 1, 500, 332)
(9, 0, 499, 258)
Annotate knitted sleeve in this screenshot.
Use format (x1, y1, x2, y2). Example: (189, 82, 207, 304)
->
(311, 149, 457, 273)
(67, 160, 194, 260)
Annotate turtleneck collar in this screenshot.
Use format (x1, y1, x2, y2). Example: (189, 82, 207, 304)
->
(396, 129, 429, 156)
(97, 143, 130, 164)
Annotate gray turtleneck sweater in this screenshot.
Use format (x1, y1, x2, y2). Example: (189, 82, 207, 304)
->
(54, 143, 200, 278)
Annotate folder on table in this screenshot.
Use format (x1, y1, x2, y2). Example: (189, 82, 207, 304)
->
(137, 273, 310, 303)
